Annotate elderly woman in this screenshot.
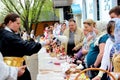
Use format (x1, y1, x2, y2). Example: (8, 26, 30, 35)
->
(92, 20, 115, 80)
(86, 20, 109, 79)
(112, 18, 120, 72)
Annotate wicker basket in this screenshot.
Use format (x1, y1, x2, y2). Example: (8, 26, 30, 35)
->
(74, 68, 116, 80)
(112, 54, 120, 72)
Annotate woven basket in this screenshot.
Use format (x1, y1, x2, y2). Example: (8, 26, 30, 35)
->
(112, 54, 120, 72)
(74, 68, 116, 80)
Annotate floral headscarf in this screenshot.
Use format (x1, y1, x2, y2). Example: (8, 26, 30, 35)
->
(112, 18, 120, 54)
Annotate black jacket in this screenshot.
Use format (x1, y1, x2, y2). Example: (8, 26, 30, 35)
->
(0, 29, 42, 57)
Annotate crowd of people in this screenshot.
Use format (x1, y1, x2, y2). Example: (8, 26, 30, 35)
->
(0, 5, 120, 80)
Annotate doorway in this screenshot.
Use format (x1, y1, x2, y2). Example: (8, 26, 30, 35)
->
(118, 0, 120, 5)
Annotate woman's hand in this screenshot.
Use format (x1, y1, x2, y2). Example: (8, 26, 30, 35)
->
(92, 76, 101, 80)
(74, 53, 78, 58)
(110, 72, 119, 80)
(18, 65, 26, 77)
(81, 48, 88, 55)
(72, 47, 77, 51)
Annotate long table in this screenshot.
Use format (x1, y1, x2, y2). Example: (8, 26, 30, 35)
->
(37, 47, 65, 80)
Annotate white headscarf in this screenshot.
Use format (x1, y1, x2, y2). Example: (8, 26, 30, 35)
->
(113, 18, 120, 44)
(112, 18, 120, 53)
(94, 21, 108, 46)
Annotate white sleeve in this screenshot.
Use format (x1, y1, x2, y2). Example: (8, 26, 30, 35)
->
(0, 53, 18, 80)
(100, 38, 112, 70)
(6, 66, 18, 80)
(97, 39, 112, 77)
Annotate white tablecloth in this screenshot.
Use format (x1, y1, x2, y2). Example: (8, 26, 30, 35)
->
(37, 47, 65, 80)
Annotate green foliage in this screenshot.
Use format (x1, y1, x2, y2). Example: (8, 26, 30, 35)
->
(0, 0, 55, 33)
(39, 0, 59, 22)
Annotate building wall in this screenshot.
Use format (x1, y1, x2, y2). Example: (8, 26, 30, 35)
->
(73, 0, 118, 21)
(71, 0, 118, 28)
(52, 0, 118, 28)
(99, 0, 117, 20)
(84, 0, 117, 21)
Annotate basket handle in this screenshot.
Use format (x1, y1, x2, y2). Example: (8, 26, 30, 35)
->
(74, 68, 116, 80)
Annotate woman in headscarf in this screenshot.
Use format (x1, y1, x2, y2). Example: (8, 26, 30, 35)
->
(112, 18, 120, 73)
(86, 20, 109, 79)
(92, 20, 115, 80)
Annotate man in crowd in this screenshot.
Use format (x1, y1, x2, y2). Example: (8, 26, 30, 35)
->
(62, 18, 84, 57)
(109, 6, 120, 18)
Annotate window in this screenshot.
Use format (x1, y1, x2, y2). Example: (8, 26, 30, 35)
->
(118, 0, 120, 5)
(97, 0, 100, 20)
(63, 6, 73, 20)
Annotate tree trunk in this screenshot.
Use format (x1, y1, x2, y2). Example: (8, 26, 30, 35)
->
(23, 21, 30, 33)
(30, 21, 33, 32)
(34, 22, 39, 36)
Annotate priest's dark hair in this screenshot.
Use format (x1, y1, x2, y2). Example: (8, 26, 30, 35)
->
(0, 23, 5, 29)
(0, 12, 20, 29)
(0, 13, 19, 29)
(4, 13, 20, 25)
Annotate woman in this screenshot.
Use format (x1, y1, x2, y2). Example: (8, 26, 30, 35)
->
(0, 13, 49, 80)
(112, 18, 120, 73)
(60, 23, 67, 35)
(86, 20, 109, 79)
(75, 19, 97, 59)
(92, 20, 115, 80)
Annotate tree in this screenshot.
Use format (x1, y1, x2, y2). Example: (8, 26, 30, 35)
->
(1, 0, 47, 33)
